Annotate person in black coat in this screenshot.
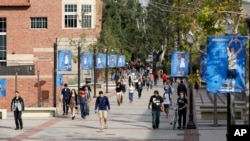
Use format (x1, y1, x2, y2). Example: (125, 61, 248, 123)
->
(177, 80, 187, 97)
(11, 91, 25, 130)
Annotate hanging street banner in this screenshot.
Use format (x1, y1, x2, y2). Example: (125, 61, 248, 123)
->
(109, 54, 117, 68)
(170, 51, 189, 77)
(81, 52, 93, 70)
(117, 55, 126, 67)
(0, 78, 6, 96)
(200, 54, 207, 83)
(56, 74, 64, 87)
(207, 36, 246, 93)
(58, 50, 72, 71)
(96, 53, 106, 69)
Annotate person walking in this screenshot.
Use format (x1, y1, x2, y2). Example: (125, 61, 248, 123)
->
(95, 91, 110, 130)
(177, 80, 187, 97)
(78, 88, 88, 119)
(61, 83, 71, 115)
(115, 82, 123, 106)
(84, 86, 91, 116)
(136, 79, 143, 98)
(163, 86, 172, 118)
(128, 82, 135, 103)
(11, 91, 25, 130)
(148, 90, 164, 129)
(176, 92, 188, 129)
(68, 89, 78, 120)
(194, 81, 200, 96)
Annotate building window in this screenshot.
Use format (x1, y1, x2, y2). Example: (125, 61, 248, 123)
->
(65, 4, 77, 12)
(31, 17, 48, 29)
(82, 5, 91, 13)
(0, 18, 6, 66)
(65, 15, 77, 28)
(63, 4, 93, 29)
(0, 18, 6, 32)
(64, 4, 77, 28)
(82, 15, 91, 28)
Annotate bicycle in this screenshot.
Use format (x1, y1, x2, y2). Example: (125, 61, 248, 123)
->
(170, 107, 178, 130)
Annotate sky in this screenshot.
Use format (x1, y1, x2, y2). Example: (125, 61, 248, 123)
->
(139, 0, 149, 7)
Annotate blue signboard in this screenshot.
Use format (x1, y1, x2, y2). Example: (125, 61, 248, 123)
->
(200, 54, 207, 82)
(96, 53, 106, 68)
(0, 78, 6, 96)
(58, 50, 72, 71)
(207, 36, 246, 93)
(56, 74, 64, 87)
(81, 52, 93, 70)
(108, 54, 117, 68)
(117, 55, 126, 67)
(170, 51, 189, 77)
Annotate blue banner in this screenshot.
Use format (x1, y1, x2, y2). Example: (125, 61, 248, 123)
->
(200, 54, 207, 82)
(108, 54, 117, 68)
(58, 50, 72, 71)
(117, 55, 126, 67)
(56, 74, 64, 87)
(96, 53, 106, 68)
(207, 36, 246, 93)
(170, 51, 189, 77)
(81, 52, 93, 70)
(0, 78, 6, 96)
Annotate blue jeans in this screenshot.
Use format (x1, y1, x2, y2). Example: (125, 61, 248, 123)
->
(152, 110, 161, 128)
(128, 92, 133, 102)
(80, 103, 87, 118)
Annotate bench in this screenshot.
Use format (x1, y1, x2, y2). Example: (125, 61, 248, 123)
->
(0, 109, 7, 119)
(22, 107, 57, 118)
(200, 105, 244, 120)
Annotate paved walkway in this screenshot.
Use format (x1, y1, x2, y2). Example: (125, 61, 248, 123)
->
(0, 81, 227, 141)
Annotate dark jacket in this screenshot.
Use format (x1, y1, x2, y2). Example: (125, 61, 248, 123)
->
(11, 97, 25, 111)
(177, 83, 187, 96)
(95, 96, 110, 110)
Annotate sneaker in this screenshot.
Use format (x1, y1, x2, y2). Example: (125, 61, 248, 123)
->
(178, 126, 181, 130)
(152, 125, 156, 129)
(15, 128, 19, 130)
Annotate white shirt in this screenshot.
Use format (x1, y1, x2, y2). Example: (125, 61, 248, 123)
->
(163, 92, 171, 104)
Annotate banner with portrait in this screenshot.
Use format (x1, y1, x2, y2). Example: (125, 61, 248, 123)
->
(81, 52, 93, 70)
(56, 74, 64, 87)
(109, 54, 117, 68)
(207, 36, 246, 93)
(170, 51, 189, 77)
(117, 55, 126, 67)
(0, 78, 6, 96)
(96, 53, 106, 69)
(58, 50, 72, 71)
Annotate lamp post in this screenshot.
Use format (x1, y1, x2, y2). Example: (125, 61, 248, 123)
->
(78, 42, 81, 95)
(93, 46, 97, 98)
(246, 17, 250, 125)
(105, 48, 109, 93)
(186, 31, 196, 129)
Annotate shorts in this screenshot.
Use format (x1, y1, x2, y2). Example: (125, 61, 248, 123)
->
(116, 92, 122, 95)
(98, 110, 108, 119)
(164, 104, 170, 109)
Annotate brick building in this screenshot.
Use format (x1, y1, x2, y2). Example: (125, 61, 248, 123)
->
(0, 0, 103, 111)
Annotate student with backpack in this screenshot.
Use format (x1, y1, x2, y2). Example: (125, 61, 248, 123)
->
(163, 86, 172, 118)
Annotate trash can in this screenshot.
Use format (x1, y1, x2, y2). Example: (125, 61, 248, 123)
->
(85, 78, 91, 83)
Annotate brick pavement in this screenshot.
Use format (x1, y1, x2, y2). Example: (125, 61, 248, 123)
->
(0, 81, 227, 141)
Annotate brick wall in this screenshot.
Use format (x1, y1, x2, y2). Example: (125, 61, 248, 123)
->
(0, 0, 103, 111)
